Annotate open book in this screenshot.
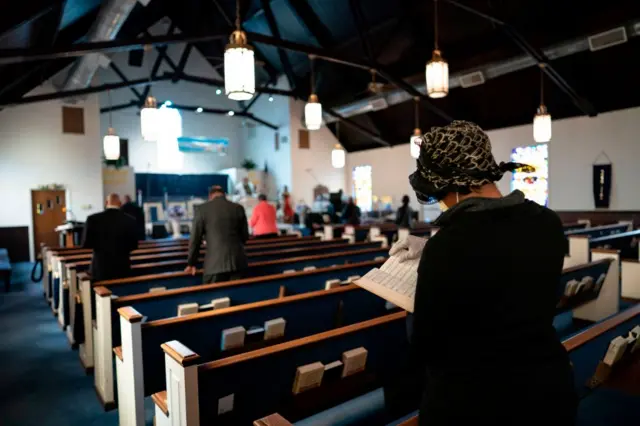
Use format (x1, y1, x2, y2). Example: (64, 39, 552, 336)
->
(354, 251, 422, 313)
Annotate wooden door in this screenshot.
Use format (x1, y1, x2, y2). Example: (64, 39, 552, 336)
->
(31, 190, 66, 253)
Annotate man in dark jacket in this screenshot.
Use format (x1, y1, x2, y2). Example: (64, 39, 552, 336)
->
(184, 186, 249, 283)
(121, 194, 146, 241)
(395, 195, 413, 228)
(341, 197, 361, 225)
(82, 193, 138, 281)
(389, 121, 575, 425)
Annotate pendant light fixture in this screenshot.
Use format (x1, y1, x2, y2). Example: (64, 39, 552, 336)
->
(425, 0, 449, 98)
(103, 89, 120, 160)
(410, 97, 422, 159)
(224, 0, 255, 101)
(305, 55, 322, 130)
(533, 64, 552, 143)
(140, 52, 159, 142)
(332, 121, 345, 169)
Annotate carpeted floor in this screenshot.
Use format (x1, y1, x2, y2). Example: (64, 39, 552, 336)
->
(1, 262, 638, 426)
(0, 263, 154, 426)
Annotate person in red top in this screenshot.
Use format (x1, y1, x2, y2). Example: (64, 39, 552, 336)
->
(250, 194, 279, 238)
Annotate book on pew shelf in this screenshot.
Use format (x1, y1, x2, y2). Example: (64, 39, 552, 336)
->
(303, 266, 317, 271)
(565, 280, 579, 296)
(283, 269, 296, 274)
(149, 286, 167, 293)
(342, 347, 368, 378)
(324, 360, 344, 382)
(264, 318, 286, 340)
(212, 297, 231, 309)
(293, 362, 325, 395)
(347, 275, 361, 283)
(595, 273, 606, 291)
(631, 326, 640, 353)
(325, 279, 341, 290)
(177, 302, 199, 317)
(354, 251, 423, 313)
(603, 336, 628, 366)
(222, 326, 246, 350)
(580, 276, 594, 292)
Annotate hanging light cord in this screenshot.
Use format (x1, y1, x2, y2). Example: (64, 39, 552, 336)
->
(539, 66, 545, 106)
(336, 121, 340, 140)
(434, 0, 439, 50)
(414, 97, 420, 128)
(310, 55, 316, 94)
(235, 0, 241, 31)
(108, 89, 113, 128)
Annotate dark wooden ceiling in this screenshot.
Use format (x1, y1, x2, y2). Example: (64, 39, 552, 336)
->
(0, 0, 639, 151)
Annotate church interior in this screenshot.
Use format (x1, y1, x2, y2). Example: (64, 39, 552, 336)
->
(1, 0, 640, 425)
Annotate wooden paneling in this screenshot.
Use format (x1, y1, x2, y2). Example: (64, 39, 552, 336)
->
(556, 211, 640, 227)
(62, 106, 85, 134)
(298, 129, 310, 149)
(0, 226, 30, 261)
(31, 190, 66, 259)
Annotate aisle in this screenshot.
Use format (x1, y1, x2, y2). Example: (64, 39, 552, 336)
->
(0, 263, 123, 426)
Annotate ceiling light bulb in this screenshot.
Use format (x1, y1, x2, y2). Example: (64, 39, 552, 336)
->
(224, 30, 255, 101)
(331, 144, 345, 169)
(196, 107, 203, 113)
(533, 105, 552, 143)
(216, 89, 222, 95)
(425, 49, 449, 98)
(410, 128, 422, 159)
(268, 96, 274, 102)
(305, 94, 322, 130)
(228, 111, 235, 116)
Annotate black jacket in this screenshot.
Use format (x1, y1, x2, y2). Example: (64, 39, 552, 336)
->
(411, 192, 576, 425)
(188, 197, 249, 274)
(395, 204, 413, 228)
(82, 208, 138, 281)
(121, 201, 146, 241)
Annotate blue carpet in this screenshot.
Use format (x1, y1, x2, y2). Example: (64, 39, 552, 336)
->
(0, 263, 154, 426)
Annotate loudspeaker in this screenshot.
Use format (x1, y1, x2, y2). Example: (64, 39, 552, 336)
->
(128, 50, 144, 67)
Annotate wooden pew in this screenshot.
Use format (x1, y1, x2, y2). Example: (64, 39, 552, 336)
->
(115, 284, 395, 425)
(563, 222, 588, 233)
(564, 222, 630, 266)
(88, 257, 387, 408)
(57, 239, 362, 334)
(153, 311, 408, 426)
(269, 303, 640, 426)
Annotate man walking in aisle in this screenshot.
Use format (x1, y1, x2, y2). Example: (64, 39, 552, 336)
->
(185, 186, 250, 283)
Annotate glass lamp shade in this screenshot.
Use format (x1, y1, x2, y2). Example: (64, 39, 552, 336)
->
(332, 144, 345, 169)
(425, 49, 449, 99)
(410, 128, 422, 159)
(103, 129, 120, 160)
(224, 30, 255, 101)
(157, 106, 183, 138)
(140, 96, 159, 141)
(533, 105, 552, 143)
(305, 94, 322, 130)
(157, 137, 184, 171)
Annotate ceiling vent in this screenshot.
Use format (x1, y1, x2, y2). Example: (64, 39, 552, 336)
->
(589, 27, 627, 51)
(341, 97, 388, 118)
(459, 71, 485, 88)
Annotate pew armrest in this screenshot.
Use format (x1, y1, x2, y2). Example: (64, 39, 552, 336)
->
(254, 413, 293, 426)
(118, 306, 143, 323)
(152, 391, 169, 417)
(94, 286, 112, 297)
(161, 340, 201, 366)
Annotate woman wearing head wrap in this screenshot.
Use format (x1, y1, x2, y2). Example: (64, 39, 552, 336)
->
(391, 121, 575, 425)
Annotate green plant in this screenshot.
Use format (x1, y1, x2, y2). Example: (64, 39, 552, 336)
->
(242, 159, 257, 170)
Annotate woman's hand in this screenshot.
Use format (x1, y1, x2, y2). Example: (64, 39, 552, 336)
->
(389, 235, 427, 263)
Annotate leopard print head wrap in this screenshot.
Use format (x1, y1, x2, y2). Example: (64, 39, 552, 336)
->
(409, 120, 534, 203)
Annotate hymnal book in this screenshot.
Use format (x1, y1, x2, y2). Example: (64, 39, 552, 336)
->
(354, 253, 422, 313)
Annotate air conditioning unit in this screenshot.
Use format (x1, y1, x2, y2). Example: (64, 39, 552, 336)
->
(459, 71, 485, 88)
(343, 97, 388, 118)
(589, 27, 627, 52)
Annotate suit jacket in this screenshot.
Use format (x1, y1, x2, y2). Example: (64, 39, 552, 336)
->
(82, 208, 138, 281)
(188, 197, 249, 274)
(121, 201, 146, 241)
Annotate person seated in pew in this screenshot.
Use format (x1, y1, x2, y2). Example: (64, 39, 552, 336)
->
(395, 195, 414, 229)
(185, 185, 249, 283)
(121, 194, 146, 241)
(391, 121, 576, 425)
(82, 193, 138, 281)
(341, 197, 361, 225)
(250, 194, 279, 239)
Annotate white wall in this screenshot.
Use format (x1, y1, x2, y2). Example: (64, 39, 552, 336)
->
(0, 80, 103, 260)
(345, 106, 640, 213)
(288, 99, 345, 206)
(240, 75, 292, 200)
(98, 23, 244, 175)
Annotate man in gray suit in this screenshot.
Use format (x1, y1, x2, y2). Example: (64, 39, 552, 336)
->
(185, 185, 250, 283)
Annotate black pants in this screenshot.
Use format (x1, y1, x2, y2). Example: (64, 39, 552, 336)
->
(202, 271, 243, 284)
(253, 233, 279, 239)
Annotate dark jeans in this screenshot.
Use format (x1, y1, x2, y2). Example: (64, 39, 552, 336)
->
(202, 271, 244, 284)
(253, 233, 279, 239)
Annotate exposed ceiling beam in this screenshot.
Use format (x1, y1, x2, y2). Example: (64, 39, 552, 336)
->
(286, 0, 335, 47)
(442, 0, 597, 117)
(148, 102, 278, 130)
(0, 1, 57, 39)
(100, 100, 139, 114)
(178, 73, 295, 97)
(349, 0, 374, 64)
(109, 62, 144, 102)
(261, 0, 297, 92)
(0, 76, 172, 108)
(141, 24, 177, 102)
(324, 107, 391, 148)
(174, 44, 193, 82)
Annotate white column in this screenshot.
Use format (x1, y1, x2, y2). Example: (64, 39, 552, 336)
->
(94, 286, 115, 408)
(66, 267, 77, 345)
(58, 262, 68, 329)
(42, 247, 50, 298)
(573, 250, 620, 322)
(161, 340, 201, 426)
(117, 307, 146, 426)
(79, 276, 94, 371)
